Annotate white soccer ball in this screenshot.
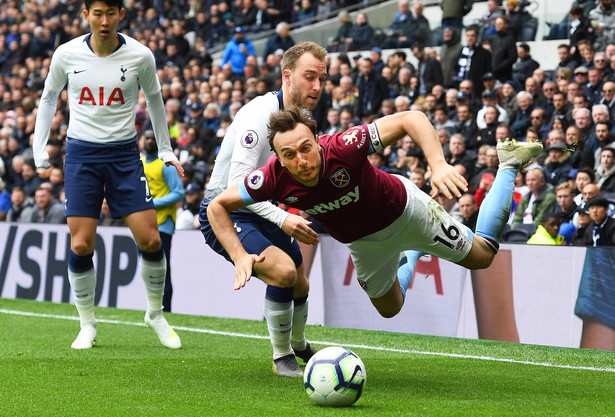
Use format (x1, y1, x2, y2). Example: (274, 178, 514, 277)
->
(303, 346, 366, 407)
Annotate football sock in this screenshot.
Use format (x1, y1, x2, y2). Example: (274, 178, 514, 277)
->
(475, 168, 517, 253)
(68, 250, 96, 326)
(264, 285, 295, 360)
(291, 296, 309, 351)
(140, 249, 166, 320)
(398, 250, 423, 303)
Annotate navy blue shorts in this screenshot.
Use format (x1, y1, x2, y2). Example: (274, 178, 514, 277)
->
(199, 199, 303, 273)
(64, 139, 154, 218)
(575, 247, 615, 329)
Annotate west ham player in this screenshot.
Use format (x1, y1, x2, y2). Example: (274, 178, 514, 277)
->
(199, 43, 327, 377)
(33, 0, 183, 349)
(207, 107, 543, 318)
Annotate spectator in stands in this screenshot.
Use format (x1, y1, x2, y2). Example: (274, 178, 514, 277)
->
(552, 181, 578, 224)
(527, 212, 565, 245)
(380, 0, 414, 49)
(6, 186, 33, 222)
(458, 193, 478, 231)
(220, 27, 256, 81)
(370, 47, 385, 76)
(440, 0, 473, 35)
(471, 146, 499, 193)
(589, 0, 615, 52)
(20, 161, 46, 197)
(445, 133, 475, 179)
(411, 42, 443, 98)
(327, 10, 353, 52)
(512, 167, 557, 227)
(512, 44, 540, 89)
(530, 108, 550, 141)
(266, 0, 293, 27)
(552, 44, 579, 79)
(316, 0, 336, 20)
(263, 22, 295, 62)
(510, 91, 534, 140)
(525, 73, 545, 109)
(505, 0, 524, 41)
(573, 168, 596, 205)
(20, 186, 64, 224)
(440, 27, 463, 88)
(452, 103, 478, 147)
(409, 167, 431, 194)
(479, 0, 505, 42)
(474, 106, 500, 148)
(596, 146, 615, 192)
(592, 120, 612, 164)
(585, 67, 605, 106)
(543, 141, 574, 187)
(354, 58, 389, 120)
(341, 13, 374, 52)
(453, 25, 492, 97)
(206, 13, 229, 49)
(491, 16, 518, 83)
(599, 81, 615, 120)
(581, 195, 615, 245)
(541, 80, 557, 122)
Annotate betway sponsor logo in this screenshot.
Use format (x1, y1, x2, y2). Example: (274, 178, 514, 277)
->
(304, 186, 359, 215)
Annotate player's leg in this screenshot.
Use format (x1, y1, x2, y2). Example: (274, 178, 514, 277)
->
(124, 209, 181, 349)
(159, 231, 173, 312)
(252, 246, 304, 377)
(460, 139, 543, 269)
(290, 263, 318, 362)
(580, 319, 615, 350)
(63, 160, 105, 350)
(67, 216, 99, 349)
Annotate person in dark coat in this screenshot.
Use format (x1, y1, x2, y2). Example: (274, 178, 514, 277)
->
(262, 22, 295, 61)
(491, 16, 518, 83)
(411, 43, 443, 97)
(354, 58, 389, 120)
(453, 25, 491, 97)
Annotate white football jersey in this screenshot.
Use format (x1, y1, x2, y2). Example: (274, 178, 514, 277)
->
(206, 91, 290, 227)
(33, 33, 176, 166)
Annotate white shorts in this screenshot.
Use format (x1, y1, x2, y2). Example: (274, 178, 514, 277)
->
(347, 175, 473, 298)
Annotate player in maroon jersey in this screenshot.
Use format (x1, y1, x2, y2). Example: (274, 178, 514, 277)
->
(208, 106, 542, 318)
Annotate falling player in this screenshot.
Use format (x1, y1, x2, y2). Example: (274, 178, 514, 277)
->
(207, 106, 543, 318)
(33, 0, 183, 349)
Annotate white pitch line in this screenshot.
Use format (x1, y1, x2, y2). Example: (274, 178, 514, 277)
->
(2, 308, 614, 373)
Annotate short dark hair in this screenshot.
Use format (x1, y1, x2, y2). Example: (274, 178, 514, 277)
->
(587, 195, 610, 209)
(85, 0, 123, 10)
(268, 106, 317, 152)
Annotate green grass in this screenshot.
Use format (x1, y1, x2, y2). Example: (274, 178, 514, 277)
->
(1, 298, 614, 416)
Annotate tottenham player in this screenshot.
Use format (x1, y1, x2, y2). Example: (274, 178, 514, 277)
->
(207, 107, 543, 318)
(33, 0, 183, 349)
(199, 43, 327, 377)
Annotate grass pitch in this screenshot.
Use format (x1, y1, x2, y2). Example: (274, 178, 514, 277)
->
(1, 297, 614, 416)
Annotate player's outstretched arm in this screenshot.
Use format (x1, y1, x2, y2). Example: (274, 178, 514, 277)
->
(207, 183, 265, 290)
(375, 111, 467, 199)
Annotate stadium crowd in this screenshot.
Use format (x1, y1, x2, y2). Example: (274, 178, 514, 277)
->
(1, 0, 615, 247)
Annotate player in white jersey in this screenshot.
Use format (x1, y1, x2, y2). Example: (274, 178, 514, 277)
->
(32, 0, 183, 350)
(199, 42, 327, 377)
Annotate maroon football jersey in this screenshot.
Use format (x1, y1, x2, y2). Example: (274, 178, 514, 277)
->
(241, 124, 407, 243)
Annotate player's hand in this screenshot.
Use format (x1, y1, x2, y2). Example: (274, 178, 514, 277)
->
(166, 160, 185, 177)
(282, 213, 320, 245)
(233, 253, 265, 290)
(429, 162, 467, 199)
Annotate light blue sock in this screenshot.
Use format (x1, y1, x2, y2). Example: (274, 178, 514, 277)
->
(398, 250, 423, 302)
(475, 168, 517, 252)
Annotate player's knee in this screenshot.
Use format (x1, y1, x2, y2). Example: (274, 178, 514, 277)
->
(377, 304, 402, 319)
(137, 235, 161, 252)
(295, 273, 310, 297)
(273, 264, 297, 288)
(71, 240, 93, 256)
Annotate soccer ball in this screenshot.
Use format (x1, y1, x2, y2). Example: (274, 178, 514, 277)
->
(303, 346, 366, 407)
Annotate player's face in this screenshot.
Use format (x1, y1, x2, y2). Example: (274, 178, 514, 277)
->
(84, 2, 125, 42)
(274, 123, 322, 187)
(286, 53, 327, 111)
